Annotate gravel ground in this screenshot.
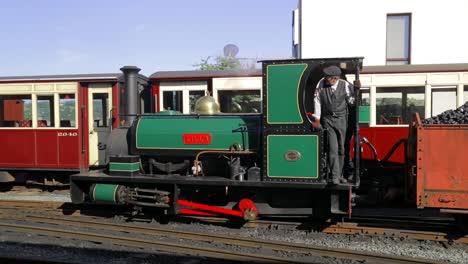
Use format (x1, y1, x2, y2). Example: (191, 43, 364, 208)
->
(149, 220, 468, 264)
(0, 186, 70, 202)
(245, 228, 468, 264)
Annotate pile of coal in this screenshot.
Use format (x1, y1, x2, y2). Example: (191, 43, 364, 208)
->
(422, 101, 468, 124)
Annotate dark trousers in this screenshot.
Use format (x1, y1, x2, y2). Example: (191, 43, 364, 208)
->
(344, 107, 356, 178)
(322, 115, 347, 181)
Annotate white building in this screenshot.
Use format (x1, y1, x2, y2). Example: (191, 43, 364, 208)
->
(292, 0, 468, 123)
(292, 0, 468, 65)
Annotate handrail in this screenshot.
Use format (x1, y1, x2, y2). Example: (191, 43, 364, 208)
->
(414, 112, 422, 127)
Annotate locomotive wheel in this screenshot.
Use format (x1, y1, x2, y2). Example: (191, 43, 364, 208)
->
(454, 214, 468, 233)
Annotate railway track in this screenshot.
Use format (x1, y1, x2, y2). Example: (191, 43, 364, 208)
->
(0, 212, 438, 264)
(0, 200, 466, 246)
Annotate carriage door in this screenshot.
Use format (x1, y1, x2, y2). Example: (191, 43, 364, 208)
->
(88, 84, 112, 166)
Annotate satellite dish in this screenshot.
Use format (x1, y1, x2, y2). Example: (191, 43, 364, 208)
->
(223, 44, 239, 57)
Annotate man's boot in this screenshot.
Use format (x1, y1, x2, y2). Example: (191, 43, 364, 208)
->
(332, 177, 340, 185)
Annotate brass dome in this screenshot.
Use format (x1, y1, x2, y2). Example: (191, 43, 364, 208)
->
(194, 96, 221, 115)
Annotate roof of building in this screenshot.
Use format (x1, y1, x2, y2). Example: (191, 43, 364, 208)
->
(0, 73, 121, 83)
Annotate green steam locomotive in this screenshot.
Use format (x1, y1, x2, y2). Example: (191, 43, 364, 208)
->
(70, 57, 363, 220)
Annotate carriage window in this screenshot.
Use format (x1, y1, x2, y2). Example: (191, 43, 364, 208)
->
(464, 85, 468, 103)
(189, 90, 205, 113)
(59, 94, 76, 127)
(376, 87, 424, 125)
(37, 95, 55, 127)
(163, 91, 182, 112)
(358, 88, 371, 123)
(93, 93, 108, 127)
(218, 90, 261, 113)
(360, 88, 370, 106)
(0, 94, 32, 127)
(432, 87, 457, 116)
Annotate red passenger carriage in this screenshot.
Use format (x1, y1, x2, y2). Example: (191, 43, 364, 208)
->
(0, 73, 122, 184)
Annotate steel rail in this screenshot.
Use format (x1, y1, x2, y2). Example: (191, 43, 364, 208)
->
(0, 213, 439, 264)
(0, 201, 466, 244)
(174, 215, 468, 244)
(0, 221, 295, 263)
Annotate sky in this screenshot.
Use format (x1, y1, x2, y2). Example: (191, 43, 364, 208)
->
(0, 0, 297, 76)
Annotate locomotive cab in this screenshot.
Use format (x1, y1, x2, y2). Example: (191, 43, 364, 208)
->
(262, 58, 363, 186)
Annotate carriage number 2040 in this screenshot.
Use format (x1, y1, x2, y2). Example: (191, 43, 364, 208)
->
(58, 132, 78, 137)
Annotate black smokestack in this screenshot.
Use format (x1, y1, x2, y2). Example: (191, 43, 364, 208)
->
(120, 66, 141, 126)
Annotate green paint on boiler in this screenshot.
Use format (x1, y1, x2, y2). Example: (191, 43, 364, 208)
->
(91, 184, 119, 204)
(267, 64, 307, 124)
(267, 135, 319, 178)
(136, 115, 259, 150)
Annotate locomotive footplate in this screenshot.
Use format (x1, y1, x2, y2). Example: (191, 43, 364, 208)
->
(70, 172, 353, 218)
(70, 172, 352, 190)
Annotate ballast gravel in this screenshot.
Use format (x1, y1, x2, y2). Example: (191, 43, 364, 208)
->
(157, 220, 468, 264)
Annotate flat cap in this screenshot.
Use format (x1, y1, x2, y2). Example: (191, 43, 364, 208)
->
(323, 65, 342, 76)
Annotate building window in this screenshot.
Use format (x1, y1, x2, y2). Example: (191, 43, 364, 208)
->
(376, 87, 424, 125)
(432, 87, 457, 116)
(386, 14, 411, 65)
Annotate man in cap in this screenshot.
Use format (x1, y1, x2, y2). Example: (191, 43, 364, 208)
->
(312, 65, 361, 184)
